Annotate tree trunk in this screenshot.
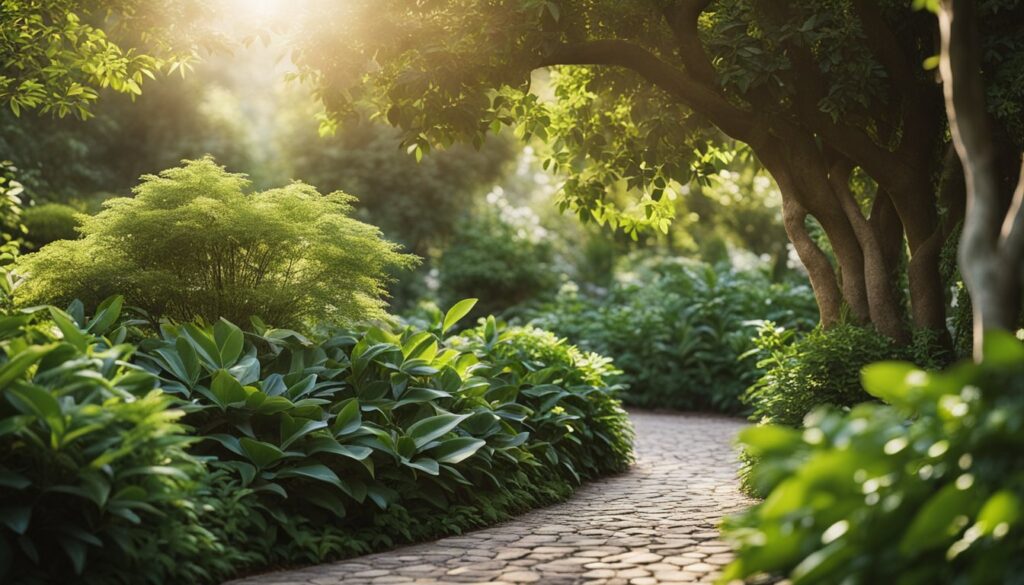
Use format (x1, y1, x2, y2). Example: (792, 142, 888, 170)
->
(827, 156, 910, 342)
(781, 195, 843, 327)
(939, 0, 1024, 360)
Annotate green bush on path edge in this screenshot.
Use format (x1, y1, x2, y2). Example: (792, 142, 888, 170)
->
(724, 332, 1024, 584)
(0, 297, 634, 584)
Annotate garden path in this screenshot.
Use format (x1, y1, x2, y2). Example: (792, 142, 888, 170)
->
(225, 412, 751, 585)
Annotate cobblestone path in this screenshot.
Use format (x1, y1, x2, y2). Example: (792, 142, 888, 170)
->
(226, 412, 752, 585)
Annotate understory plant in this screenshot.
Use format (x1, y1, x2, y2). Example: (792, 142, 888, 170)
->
(531, 255, 818, 412)
(0, 297, 633, 583)
(13, 157, 415, 328)
(723, 332, 1024, 584)
(744, 322, 957, 428)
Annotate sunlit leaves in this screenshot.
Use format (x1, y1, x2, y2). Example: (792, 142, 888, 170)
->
(0, 1, 206, 119)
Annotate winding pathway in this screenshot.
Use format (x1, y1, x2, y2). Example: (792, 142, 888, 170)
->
(226, 412, 752, 585)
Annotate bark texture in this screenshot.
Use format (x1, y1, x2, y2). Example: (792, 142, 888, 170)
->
(939, 0, 1024, 360)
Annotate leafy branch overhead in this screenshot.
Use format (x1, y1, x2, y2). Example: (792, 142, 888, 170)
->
(287, 0, 1024, 348)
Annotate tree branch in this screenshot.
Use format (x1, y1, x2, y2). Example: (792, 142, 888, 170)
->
(657, 0, 717, 84)
(538, 40, 763, 143)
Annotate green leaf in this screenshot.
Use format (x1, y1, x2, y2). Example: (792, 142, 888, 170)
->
(48, 307, 89, 351)
(860, 362, 920, 404)
(982, 331, 1024, 366)
(0, 470, 31, 490)
(277, 463, 344, 488)
(214, 319, 245, 366)
(407, 413, 469, 449)
(209, 370, 248, 408)
(280, 415, 328, 449)
(57, 536, 88, 575)
(975, 490, 1021, 536)
(0, 343, 57, 387)
(0, 506, 31, 534)
(737, 425, 802, 457)
(900, 482, 978, 555)
(430, 437, 486, 464)
(405, 457, 440, 475)
(7, 385, 64, 440)
(86, 295, 124, 335)
(305, 436, 373, 461)
(332, 398, 362, 436)
(240, 438, 287, 469)
(442, 299, 478, 334)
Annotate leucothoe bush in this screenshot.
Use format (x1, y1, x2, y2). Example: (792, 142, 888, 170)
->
(13, 157, 415, 329)
(530, 255, 818, 413)
(723, 333, 1024, 584)
(1, 297, 633, 584)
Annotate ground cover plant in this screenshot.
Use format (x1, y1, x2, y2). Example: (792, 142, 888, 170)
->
(531, 256, 818, 413)
(0, 297, 632, 584)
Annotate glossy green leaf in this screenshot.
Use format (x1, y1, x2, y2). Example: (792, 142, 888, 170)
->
(407, 413, 469, 449)
(442, 298, 478, 333)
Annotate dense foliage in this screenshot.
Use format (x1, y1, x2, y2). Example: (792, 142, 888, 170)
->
(0, 1, 211, 119)
(725, 333, 1024, 584)
(0, 297, 632, 583)
(13, 158, 414, 328)
(744, 324, 935, 427)
(530, 256, 818, 412)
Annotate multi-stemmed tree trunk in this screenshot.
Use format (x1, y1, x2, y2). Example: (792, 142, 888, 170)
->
(938, 0, 1024, 360)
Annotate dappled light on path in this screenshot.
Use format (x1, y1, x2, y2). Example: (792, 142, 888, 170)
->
(226, 412, 752, 585)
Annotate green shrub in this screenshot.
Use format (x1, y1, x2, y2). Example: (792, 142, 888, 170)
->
(438, 205, 555, 316)
(530, 255, 818, 412)
(744, 322, 957, 428)
(0, 297, 633, 583)
(22, 203, 81, 248)
(131, 299, 629, 578)
(723, 332, 1024, 584)
(13, 157, 415, 328)
(743, 323, 898, 427)
(0, 297, 216, 584)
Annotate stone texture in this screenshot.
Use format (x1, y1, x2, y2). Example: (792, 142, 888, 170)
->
(223, 412, 753, 584)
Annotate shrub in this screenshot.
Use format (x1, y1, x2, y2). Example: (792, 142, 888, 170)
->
(723, 332, 1024, 584)
(0, 297, 213, 584)
(22, 203, 81, 248)
(13, 157, 415, 328)
(438, 203, 555, 316)
(1, 297, 633, 583)
(530, 256, 818, 413)
(744, 322, 958, 428)
(743, 323, 899, 427)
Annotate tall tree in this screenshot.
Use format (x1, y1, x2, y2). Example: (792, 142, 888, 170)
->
(288, 0, 1024, 343)
(938, 0, 1024, 359)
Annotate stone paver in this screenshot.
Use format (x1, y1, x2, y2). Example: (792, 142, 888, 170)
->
(225, 412, 752, 585)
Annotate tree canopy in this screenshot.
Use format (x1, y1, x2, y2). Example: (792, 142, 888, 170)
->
(1, 0, 215, 118)
(287, 0, 1024, 345)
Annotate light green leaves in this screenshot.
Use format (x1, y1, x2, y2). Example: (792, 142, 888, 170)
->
(442, 298, 477, 334)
